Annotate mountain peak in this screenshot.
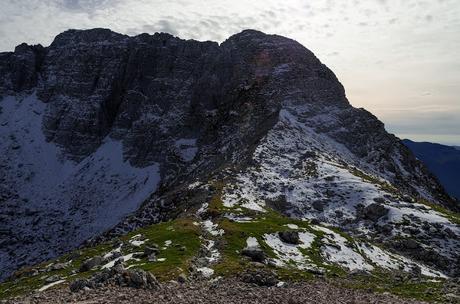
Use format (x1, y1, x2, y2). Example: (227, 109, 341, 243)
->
(0, 29, 459, 296)
(50, 28, 127, 47)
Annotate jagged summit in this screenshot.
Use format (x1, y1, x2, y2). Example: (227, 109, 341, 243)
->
(50, 28, 128, 46)
(0, 29, 458, 292)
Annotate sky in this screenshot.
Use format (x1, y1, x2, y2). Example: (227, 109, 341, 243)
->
(1, 0, 459, 145)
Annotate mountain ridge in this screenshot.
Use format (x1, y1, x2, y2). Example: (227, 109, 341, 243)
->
(0, 29, 459, 298)
(403, 139, 460, 201)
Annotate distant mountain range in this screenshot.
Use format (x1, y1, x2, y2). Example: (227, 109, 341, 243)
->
(403, 139, 460, 201)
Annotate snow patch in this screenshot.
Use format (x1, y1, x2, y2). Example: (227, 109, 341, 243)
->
(196, 267, 214, 278)
(197, 203, 208, 215)
(286, 224, 299, 229)
(101, 253, 140, 269)
(203, 239, 220, 263)
(129, 239, 146, 247)
(103, 246, 122, 259)
(246, 237, 260, 248)
(38, 279, 66, 292)
(263, 232, 316, 270)
(188, 181, 202, 189)
(358, 243, 447, 278)
(175, 138, 198, 162)
(202, 220, 224, 236)
(312, 226, 374, 272)
(224, 213, 254, 223)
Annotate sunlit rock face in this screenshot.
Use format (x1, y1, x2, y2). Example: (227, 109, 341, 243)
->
(0, 28, 457, 281)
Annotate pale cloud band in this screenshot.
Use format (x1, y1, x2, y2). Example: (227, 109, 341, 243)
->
(1, 0, 459, 145)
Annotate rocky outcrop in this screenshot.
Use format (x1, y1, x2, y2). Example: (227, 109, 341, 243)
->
(242, 247, 266, 263)
(240, 269, 279, 287)
(357, 203, 389, 222)
(278, 231, 301, 245)
(79, 256, 106, 272)
(70, 265, 159, 292)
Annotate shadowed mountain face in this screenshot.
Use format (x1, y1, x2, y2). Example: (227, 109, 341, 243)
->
(0, 29, 458, 282)
(403, 139, 460, 201)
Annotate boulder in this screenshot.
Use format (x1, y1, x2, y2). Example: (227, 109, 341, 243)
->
(69, 279, 91, 292)
(242, 247, 266, 263)
(123, 269, 159, 289)
(373, 197, 386, 204)
(147, 253, 157, 262)
(358, 203, 389, 221)
(79, 256, 105, 272)
(278, 231, 301, 245)
(312, 200, 325, 211)
(45, 274, 61, 283)
(241, 269, 278, 287)
(49, 263, 67, 271)
(143, 245, 159, 256)
(177, 273, 188, 284)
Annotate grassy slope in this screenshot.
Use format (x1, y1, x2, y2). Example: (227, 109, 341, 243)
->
(0, 219, 201, 299)
(0, 181, 456, 302)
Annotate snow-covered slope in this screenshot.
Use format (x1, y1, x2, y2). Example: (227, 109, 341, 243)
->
(220, 104, 459, 276)
(0, 93, 160, 280)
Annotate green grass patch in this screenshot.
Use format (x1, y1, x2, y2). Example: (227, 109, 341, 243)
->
(0, 240, 113, 300)
(0, 218, 201, 300)
(122, 218, 201, 280)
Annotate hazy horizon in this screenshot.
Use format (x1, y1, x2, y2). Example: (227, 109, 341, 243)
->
(1, 0, 459, 145)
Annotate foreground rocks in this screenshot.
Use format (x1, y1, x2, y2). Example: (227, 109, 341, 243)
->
(70, 265, 159, 292)
(4, 279, 427, 304)
(240, 269, 279, 287)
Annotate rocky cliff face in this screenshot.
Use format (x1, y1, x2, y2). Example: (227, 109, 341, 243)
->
(0, 29, 458, 282)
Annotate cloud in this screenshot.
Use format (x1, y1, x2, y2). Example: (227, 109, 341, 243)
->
(327, 51, 340, 56)
(54, 0, 121, 12)
(150, 20, 179, 36)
